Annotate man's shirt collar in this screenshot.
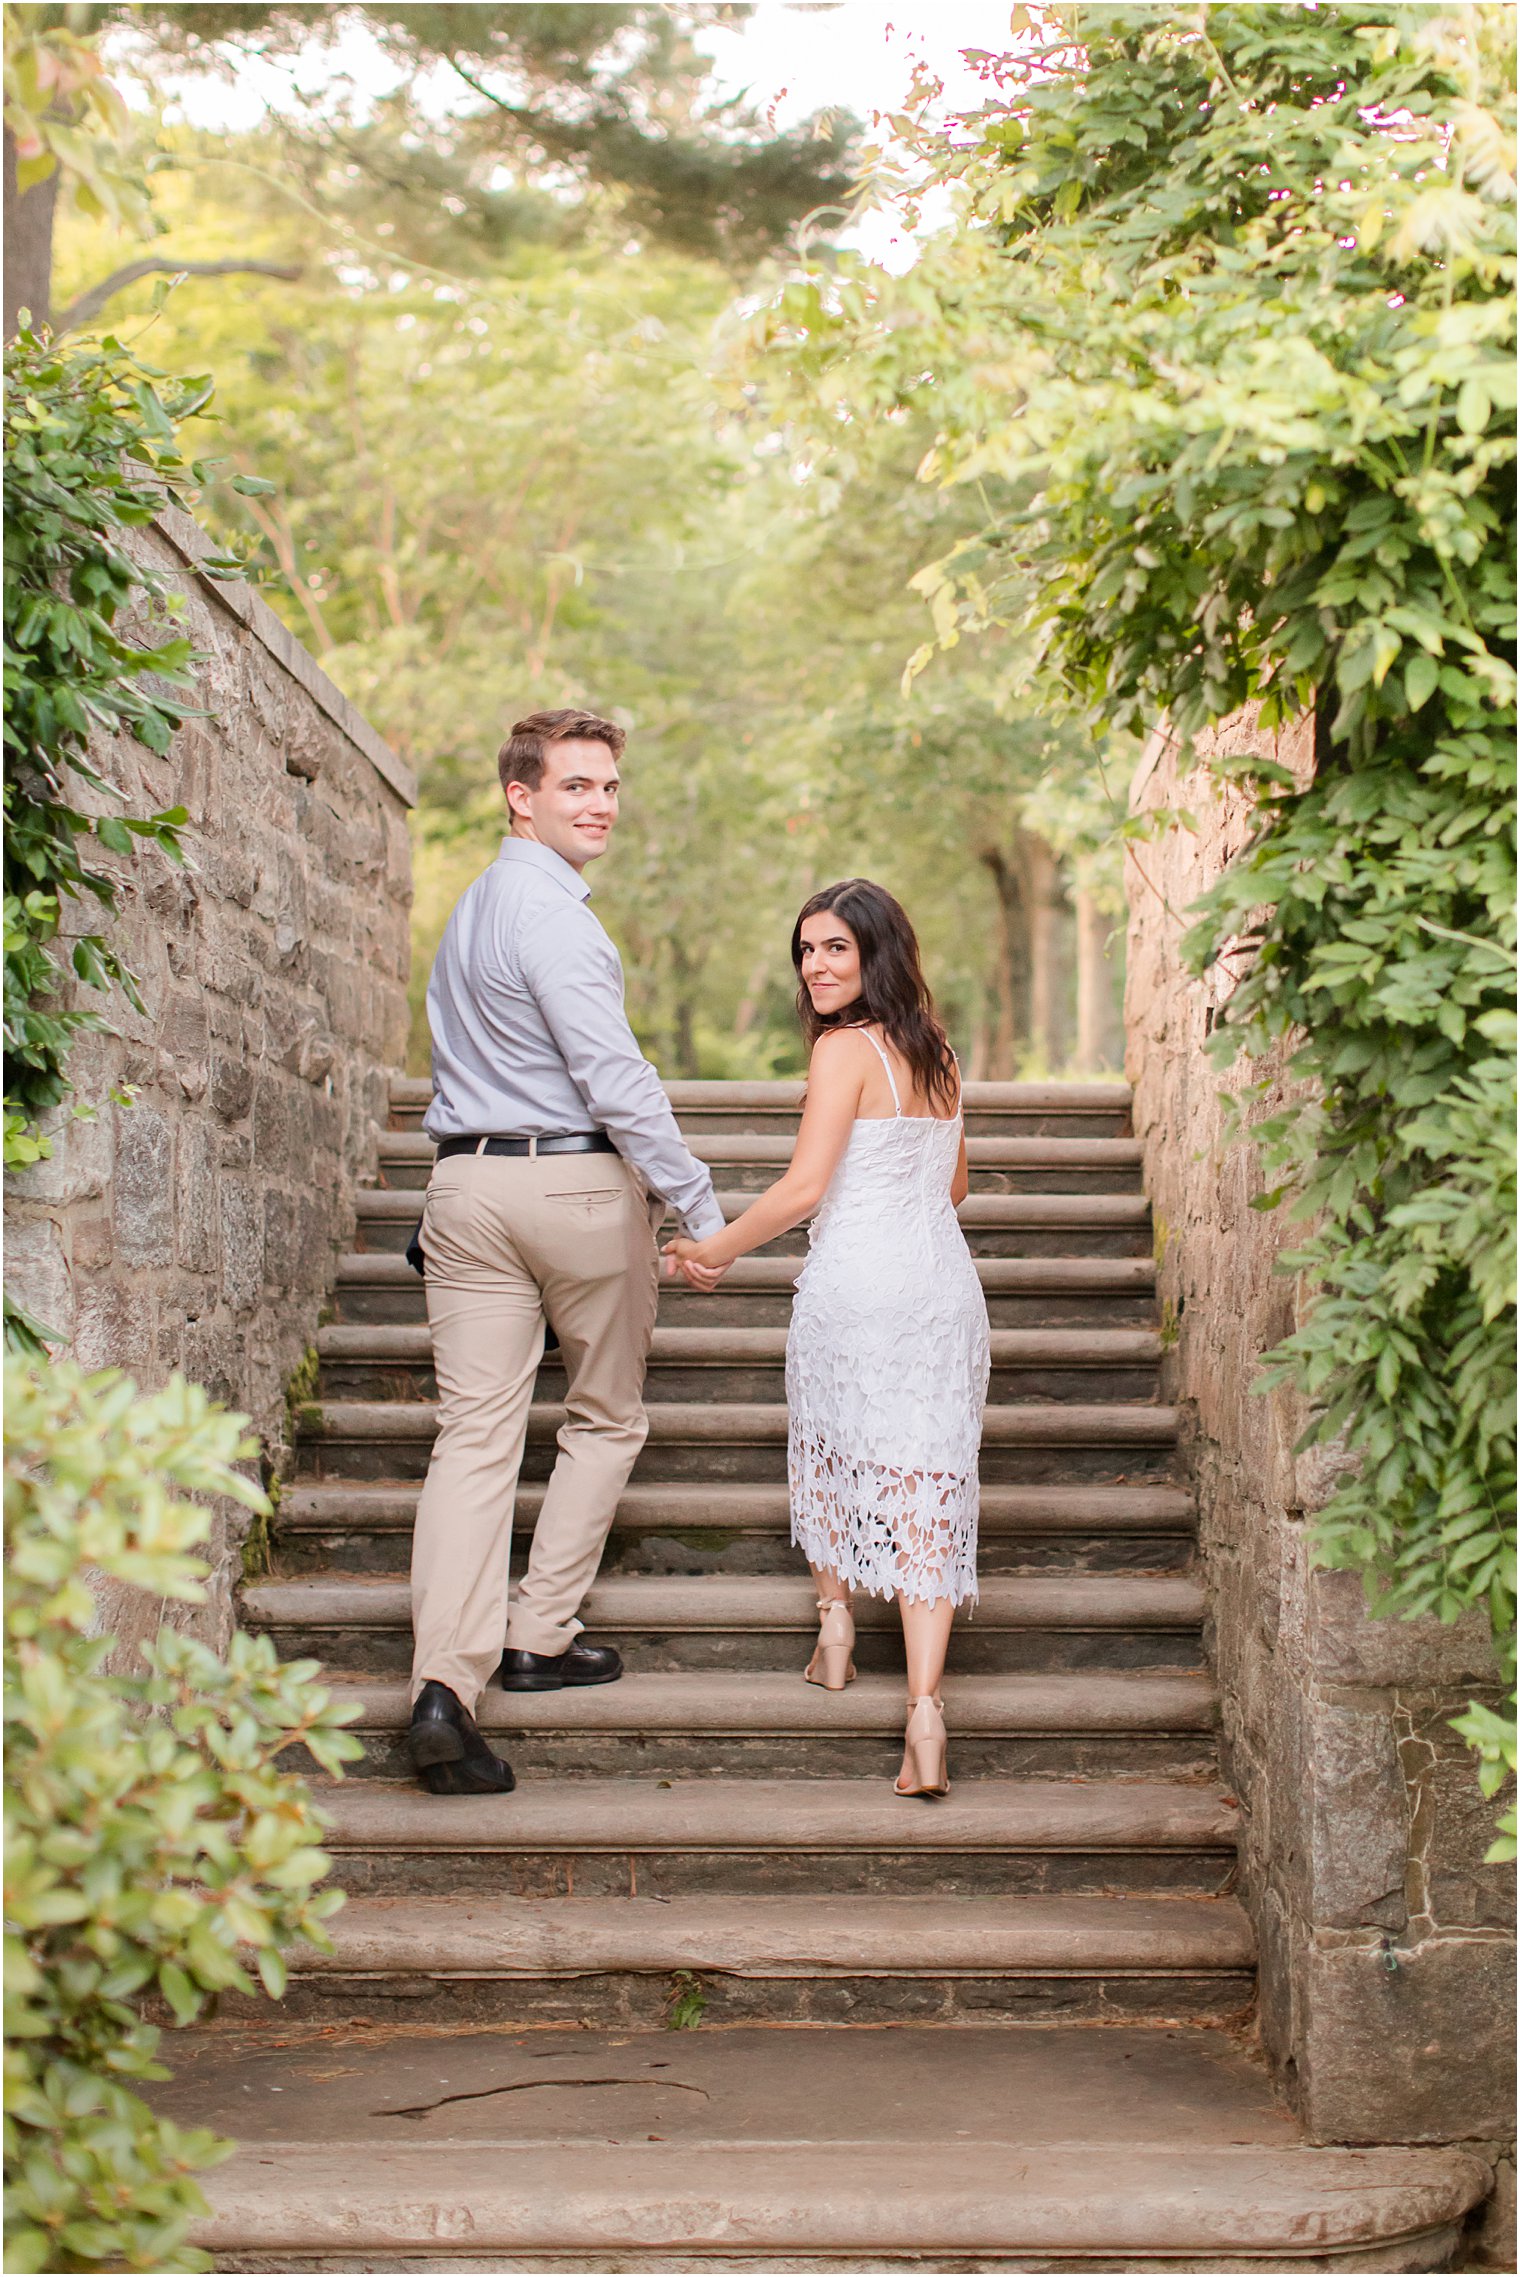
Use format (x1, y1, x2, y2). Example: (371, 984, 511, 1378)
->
(496, 835, 592, 903)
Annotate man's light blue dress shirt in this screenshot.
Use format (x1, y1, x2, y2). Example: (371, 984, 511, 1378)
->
(423, 837, 725, 1242)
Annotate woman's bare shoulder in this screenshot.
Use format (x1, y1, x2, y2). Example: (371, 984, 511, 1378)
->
(808, 1026, 874, 1070)
(806, 1027, 874, 1092)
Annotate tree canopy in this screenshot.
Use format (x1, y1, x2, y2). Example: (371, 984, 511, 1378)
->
(4, 1, 858, 333)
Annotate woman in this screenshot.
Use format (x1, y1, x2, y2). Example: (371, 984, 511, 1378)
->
(664, 880, 990, 1797)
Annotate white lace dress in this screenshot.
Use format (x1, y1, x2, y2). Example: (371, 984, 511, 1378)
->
(786, 1035, 991, 1606)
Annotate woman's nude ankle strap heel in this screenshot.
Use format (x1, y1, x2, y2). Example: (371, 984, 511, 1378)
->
(894, 1694, 949, 1797)
(804, 1598, 856, 1690)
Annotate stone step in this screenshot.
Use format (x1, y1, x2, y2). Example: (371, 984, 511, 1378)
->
(263, 1890, 1256, 2029)
(375, 1128, 1145, 1195)
(332, 1249, 1161, 1328)
(387, 1073, 1137, 1140)
(352, 1184, 1152, 1258)
(308, 1668, 1218, 1781)
(314, 1321, 1162, 1405)
(189, 2129, 1490, 2274)
(247, 1569, 1206, 1633)
(300, 1774, 1242, 1897)
(245, 1570, 1208, 1675)
(167, 2013, 1489, 2273)
(274, 1478, 1198, 1577)
(295, 1397, 1180, 1486)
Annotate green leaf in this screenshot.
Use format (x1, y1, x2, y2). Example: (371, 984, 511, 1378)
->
(1404, 652, 1439, 712)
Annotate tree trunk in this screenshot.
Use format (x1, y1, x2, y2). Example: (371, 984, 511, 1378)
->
(668, 936, 700, 1079)
(966, 992, 991, 1083)
(1019, 832, 1063, 1070)
(1073, 887, 1121, 1072)
(4, 125, 58, 338)
(979, 847, 1030, 1081)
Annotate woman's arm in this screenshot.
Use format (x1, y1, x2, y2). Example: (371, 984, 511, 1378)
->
(951, 1128, 969, 1208)
(664, 1032, 866, 1276)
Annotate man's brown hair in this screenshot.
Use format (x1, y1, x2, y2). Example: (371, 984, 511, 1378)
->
(497, 708, 626, 797)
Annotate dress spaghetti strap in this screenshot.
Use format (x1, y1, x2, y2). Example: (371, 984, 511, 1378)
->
(859, 1028, 903, 1116)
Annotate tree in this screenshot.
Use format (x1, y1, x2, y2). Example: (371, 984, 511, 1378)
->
(4, 3, 857, 333)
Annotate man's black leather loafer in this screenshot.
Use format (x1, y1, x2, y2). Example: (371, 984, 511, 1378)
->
(408, 1679, 515, 1794)
(497, 1639, 623, 1691)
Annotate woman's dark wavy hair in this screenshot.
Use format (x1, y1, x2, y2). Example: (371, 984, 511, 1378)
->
(791, 879, 959, 1113)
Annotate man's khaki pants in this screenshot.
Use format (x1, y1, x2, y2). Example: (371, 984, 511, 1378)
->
(409, 1148, 659, 1710)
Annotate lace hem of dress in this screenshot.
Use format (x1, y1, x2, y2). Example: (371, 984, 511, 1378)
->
(788, 1425, 979, 1608)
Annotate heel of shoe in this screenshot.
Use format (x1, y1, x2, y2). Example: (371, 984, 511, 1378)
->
(812, 1638, 854, 1688)
(894, 1695, 949, 1798)
(804, 1598, 856, 1691)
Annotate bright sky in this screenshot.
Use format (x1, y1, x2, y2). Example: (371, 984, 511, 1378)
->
(129, 2, 1026, 270)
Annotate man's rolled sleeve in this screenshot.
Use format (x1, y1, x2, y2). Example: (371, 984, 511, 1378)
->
(520, 907, 725, 1241)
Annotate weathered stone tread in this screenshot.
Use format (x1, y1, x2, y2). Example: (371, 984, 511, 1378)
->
(377, 1129, 1144, 1168)
(289, 1891, 1255, 1979)
(326, 1668, 1218, 1736)
(354, 1185, 1150, 1227)
(245, 1571, 1208, 1633)
(312, 1776, 1240, 1854)
(302, 1399, 1180, 1446)
(336, 1250, 1159, 1293)
(278, 1479, 1197, 1532)
(388, 1075, 1135, 1113)
(316, 1321, 1162, 1367)
(197, 2138, 1489, 2265)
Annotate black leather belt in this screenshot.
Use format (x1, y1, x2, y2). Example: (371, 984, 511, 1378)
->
(434, 1131, 617, 1161)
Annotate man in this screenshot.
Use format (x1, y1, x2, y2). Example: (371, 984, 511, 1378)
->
(407, 708, 727, 1794)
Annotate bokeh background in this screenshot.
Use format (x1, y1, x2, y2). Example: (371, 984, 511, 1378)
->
(43, 2, 1128, 1080)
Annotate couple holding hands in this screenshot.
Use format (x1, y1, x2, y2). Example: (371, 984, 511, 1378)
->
(407, 708, 990, 1803)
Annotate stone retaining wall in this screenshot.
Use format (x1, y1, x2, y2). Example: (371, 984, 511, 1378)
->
(5, 505, 414, 1645)
(1124, 711, 1513, 2245)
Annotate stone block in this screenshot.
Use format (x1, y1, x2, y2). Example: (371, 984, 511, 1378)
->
(1301, 1690, 1408, 1940)
(1299, 1933, 1516, 2144)
(296, 1193, 333, 1290)
(113, 1105, 174, 1265)
(1, 1213, 75, 1342)
(71, 1210, 113, 1271)
(252, 1079, 291, 1166)
(211, 1057, 255, 1124)
(176, 1118, 219, 1274)
(178, 1318, 240, 1408)
(263, 1189, 300, 1289)
(1312, 1571, 1501, 1689)
(1399, 1692, 1517, 1935)
(7, 1099, 112, 1207)
(221, 1178, 263, 1314)
(1468, 2154, 1516, 2271)
(73, 1279, 155, 1377)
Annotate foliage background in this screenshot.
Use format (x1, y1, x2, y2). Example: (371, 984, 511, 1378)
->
(44, 50, 1127, 1084)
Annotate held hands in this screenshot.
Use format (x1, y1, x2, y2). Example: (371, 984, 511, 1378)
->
(663, 1236, 727, 1292)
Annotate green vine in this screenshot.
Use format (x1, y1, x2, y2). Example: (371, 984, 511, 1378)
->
(2, 320, 270, 1229)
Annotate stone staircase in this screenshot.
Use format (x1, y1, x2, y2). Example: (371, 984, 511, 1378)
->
(163, 1077, 1488, 2271)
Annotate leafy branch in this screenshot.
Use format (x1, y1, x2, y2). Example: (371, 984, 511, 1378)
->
(3, 320, 267, 1194)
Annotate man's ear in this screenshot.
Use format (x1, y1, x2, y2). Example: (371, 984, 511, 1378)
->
(505, 779, 532, 823)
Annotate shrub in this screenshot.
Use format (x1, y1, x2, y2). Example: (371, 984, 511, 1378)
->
(3, 1357, 362, 2273)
